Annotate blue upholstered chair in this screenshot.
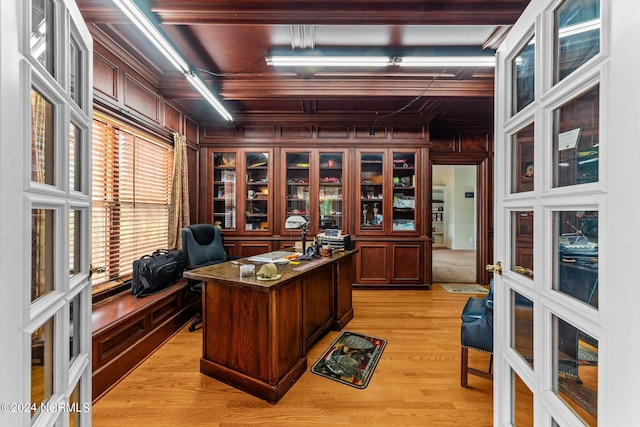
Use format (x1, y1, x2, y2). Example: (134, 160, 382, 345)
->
(182, 224, 230, 332)
(460, 280, 494, 387)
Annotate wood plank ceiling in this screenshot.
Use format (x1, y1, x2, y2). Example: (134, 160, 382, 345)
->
(77, 0, 531, 130)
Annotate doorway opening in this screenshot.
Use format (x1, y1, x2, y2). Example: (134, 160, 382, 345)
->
(432, 164, 477, 283)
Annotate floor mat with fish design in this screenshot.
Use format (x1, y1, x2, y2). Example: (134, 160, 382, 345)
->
(310, 331, 387, 389)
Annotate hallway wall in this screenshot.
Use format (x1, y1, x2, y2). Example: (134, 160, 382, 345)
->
(433, 165, 477, 250)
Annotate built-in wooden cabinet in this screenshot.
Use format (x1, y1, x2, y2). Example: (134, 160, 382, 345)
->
(245, 151, 272, 232)
(356, 149, 420, 235)
(212, 151, 238, 231)
(208, 150, 277, 257)
(354, 240, 424, 286)
(354, 148, 424, 286)
(205, 144, 456, 287)
(210, 149, 273, 237)
(318, 152, 345, 231)
(281, 149, 348, 235)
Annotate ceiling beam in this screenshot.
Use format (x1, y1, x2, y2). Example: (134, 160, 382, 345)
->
(150, 0, 530, 26)
(158, 77, 494, 100)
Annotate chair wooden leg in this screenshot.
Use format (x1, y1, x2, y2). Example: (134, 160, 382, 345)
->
(461, 346, 469, 387)
(488, 354, 493, 374)
(461, 347, 493, 386)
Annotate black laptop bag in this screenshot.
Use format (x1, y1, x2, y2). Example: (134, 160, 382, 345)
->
(131, 249, 186, 297)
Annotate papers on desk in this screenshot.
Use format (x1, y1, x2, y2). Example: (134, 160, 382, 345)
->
(246, 251, 302, 263)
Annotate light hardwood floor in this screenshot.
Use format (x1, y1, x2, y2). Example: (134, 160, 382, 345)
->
(92, 286, 494, 426)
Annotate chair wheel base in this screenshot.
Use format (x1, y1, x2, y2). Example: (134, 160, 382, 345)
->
(188, 315, 202, 332)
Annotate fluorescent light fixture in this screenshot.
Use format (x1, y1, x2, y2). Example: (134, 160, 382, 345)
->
(31, 19, 48, 58)
(266, 55, 391, 67)
(112, 0, 233, 121)
(265, 50, 495, 68)
(397, 56, 495, 67)
(559, 18, 600, 39)
(185, 72, 234, 122)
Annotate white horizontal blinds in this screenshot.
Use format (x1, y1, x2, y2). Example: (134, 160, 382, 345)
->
(118, 131, 173, 272)
(91, 116, 173, 287)
(91, 118, 118, 285)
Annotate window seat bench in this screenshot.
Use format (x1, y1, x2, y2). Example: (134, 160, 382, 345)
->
(91, 279, 198, 402)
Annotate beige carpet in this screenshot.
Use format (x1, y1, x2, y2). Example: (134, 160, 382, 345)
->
(438, 283, 488, 294)
(432, 248, 476, 283)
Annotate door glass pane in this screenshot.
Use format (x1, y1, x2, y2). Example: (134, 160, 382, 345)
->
(31, 88, 55, 185)
(69, 381, 81, 427)
(319, 153, 343, 231)
(213, 152, 236, 231)
(32, 208, 55, 302)
(69, 123, 81, 192)
(554, 316, 598, 426)
(360, 153, 384, 231)
(512, 290, 534, 368)
(513, 370, 534, 426)
(69, 209, 81, 277)
(513, 35, 535, 115)
(554, 0, 601, 83)
(31, 0, 55, 75)
(512, 211, 534, 278)
(554, 210, 598, 308)
(392, 152, 416, 231)
(31, 317, 54, 419)
(245, 152, 269, 231)
(553, 85, 599, 187)
(285, 152, 310, 226)
(511, 124, 535, 193)
(70, 34, 83, 108)
(69, 293, 81, 361)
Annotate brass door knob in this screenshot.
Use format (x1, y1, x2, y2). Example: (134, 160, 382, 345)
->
(486, 261, 503, 275)
(89, 264, 106, 277)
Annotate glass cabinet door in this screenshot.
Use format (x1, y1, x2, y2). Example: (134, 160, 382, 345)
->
(212, 152, 237, 231)
(285, 152, 310, 225)
(391, 152, 416, 232)
(359, 152, 384, 232)
(245, 152, 269, 231)
(318, 153, 344, 231)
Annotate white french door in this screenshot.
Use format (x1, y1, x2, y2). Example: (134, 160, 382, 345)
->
(0, 1, 93, 426)
(494, 0, 640, 425)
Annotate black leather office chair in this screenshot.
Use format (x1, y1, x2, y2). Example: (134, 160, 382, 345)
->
(182, 224, 230, 332)
(460, 280, 494, 387)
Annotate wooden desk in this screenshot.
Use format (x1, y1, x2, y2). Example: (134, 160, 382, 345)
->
(183, 250, 356, 403)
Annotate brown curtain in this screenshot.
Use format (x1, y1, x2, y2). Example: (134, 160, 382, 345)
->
(168, 133, 190, 249)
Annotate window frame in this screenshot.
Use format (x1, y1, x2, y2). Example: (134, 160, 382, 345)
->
(91, 113, 174, 298)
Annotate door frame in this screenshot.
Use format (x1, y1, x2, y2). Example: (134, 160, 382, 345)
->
(429, 152, 493, 285)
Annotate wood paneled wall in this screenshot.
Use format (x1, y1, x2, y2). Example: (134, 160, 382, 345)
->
(89, 26, 203, 402)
